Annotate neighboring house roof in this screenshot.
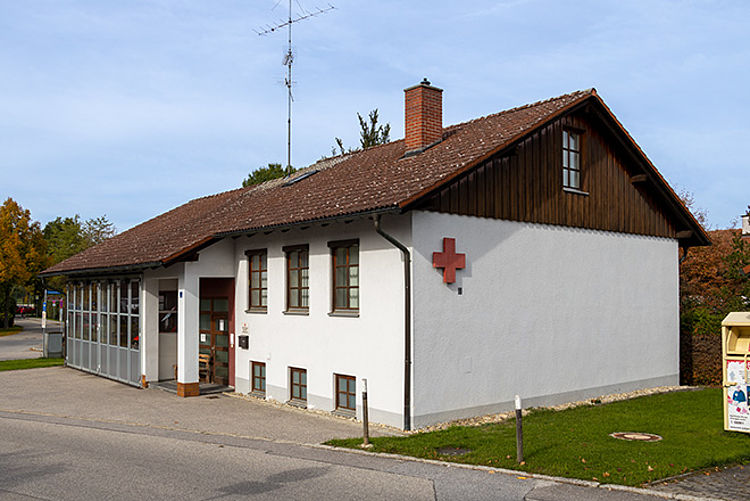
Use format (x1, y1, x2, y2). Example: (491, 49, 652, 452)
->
(41, 89, 709, 277)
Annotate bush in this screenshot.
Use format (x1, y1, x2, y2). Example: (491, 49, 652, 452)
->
(680, 307, 724, 338)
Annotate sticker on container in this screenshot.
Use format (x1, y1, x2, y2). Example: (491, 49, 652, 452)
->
(726, 360, 750, 432)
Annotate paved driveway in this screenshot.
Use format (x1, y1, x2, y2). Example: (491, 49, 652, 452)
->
(0, 366, 734, 500)
(0, 317, 61, 361)
(0, 367, 677, 501)
(0, 365, 396, 444)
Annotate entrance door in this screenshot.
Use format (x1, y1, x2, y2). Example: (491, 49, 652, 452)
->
(199, 297, 230, 385)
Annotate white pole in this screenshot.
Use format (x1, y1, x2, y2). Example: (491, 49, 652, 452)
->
(515, 394, 523, 463)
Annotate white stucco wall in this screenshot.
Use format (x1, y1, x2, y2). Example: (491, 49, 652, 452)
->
(142, 240, 236, 385)
(232, 215, 410, 428)
(142, 265, 183, 382)
(411, 211, 679, 427)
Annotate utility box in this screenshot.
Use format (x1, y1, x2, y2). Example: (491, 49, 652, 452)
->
(722, 312, 750, 433)
(43, 331, 63, 358)
(238, 335, 249, 350)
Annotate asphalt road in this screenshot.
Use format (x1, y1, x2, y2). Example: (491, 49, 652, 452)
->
(0, 410, 667, 501)
(0, 318, 61, 361)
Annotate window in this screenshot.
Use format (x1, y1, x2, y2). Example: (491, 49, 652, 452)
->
(246, 249, 268, 311)
(284, 245, 309, 311)
(290, 367, 307, 403)
(252, 361, 266, 394)
(335, 374, 356, 412)
(329, 240, 359, 312)
(158, 290, 177, 333)
(562, 129, 582, 189)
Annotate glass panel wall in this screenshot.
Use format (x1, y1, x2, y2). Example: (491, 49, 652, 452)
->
(66, 278, 141, 386)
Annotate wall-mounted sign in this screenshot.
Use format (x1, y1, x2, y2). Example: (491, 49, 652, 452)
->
(432, 237, 466, 284)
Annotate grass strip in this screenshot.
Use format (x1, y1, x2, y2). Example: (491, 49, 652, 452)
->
(326, 389, 750, 486)
(0, 358, 64, 371)
(0, 326, 23, 337)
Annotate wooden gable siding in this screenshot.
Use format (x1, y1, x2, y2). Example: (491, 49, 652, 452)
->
(415, 112, 676, 239)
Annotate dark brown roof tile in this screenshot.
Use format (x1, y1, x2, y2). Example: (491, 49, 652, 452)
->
(42, 89, 597, 275)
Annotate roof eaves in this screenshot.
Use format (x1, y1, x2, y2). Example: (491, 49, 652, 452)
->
(589, 94, 711, 247)
(160, 236, 221, 266)
(39, 261, 162, 278)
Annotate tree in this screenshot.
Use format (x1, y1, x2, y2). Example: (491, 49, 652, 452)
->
(43, 216, 88, 264)
(333, 108, 391, 155)
(82, 215, 116, 246)
(677, 188, 710, 230)
(0, 199, 48, 328)
(44, 214, 116, 265)
(242, 163, 296, 187)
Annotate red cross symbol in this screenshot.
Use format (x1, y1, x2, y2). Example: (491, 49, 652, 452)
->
(432, 237, 466, 284)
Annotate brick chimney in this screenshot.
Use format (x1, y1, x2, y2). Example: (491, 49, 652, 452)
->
(404, 78, 443, 154)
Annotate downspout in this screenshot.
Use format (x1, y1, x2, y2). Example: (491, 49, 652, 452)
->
(679, 246, 690, 264)
(373, 214, 412, 431)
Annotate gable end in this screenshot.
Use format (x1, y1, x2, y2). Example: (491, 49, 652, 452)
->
(411, 100, 707, 245)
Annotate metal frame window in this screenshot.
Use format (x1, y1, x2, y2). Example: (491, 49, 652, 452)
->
(329, 240, 359, 312)
(65, 278, 141, 386)
(284, 245, 309, 312)
(246, 249, 268, 311)
(562, 129, 582, 189)
(290, 367, 307, 403)
(252, 361, 266, 394)
(335, 374, 356, 412)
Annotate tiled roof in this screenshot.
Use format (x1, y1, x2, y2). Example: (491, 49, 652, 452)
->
(41, 89, 603, 275)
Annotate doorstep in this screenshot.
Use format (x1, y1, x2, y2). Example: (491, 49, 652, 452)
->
(151, 380, 232, 396)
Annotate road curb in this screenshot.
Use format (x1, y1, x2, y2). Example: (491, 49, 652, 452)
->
(313, 444, 726, 501)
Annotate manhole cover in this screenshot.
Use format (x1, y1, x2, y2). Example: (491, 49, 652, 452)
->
(609, 432, 662, 442)
(436, 447, 472, 456)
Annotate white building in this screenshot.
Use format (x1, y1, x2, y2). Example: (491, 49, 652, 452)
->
(41, 82, 709, 430)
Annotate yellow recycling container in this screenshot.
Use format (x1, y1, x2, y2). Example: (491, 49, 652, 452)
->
(722, 312, 750, 433)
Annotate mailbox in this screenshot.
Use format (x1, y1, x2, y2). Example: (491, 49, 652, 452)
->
(722, 312, 750, 433)
(238, 335, 249, 350)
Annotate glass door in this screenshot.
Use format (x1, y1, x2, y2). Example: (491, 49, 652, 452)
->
(199, 297, 229, 385)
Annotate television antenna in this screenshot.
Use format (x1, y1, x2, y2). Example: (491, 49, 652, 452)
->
(256, 1, 335, 171)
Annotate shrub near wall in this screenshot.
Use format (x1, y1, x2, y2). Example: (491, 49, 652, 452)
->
(680, 330, 722, 386)
(679, 228, 749, 386)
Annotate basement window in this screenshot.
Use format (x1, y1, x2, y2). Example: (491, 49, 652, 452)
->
(252, 361, 266, 395)
(335, 374, 356, 412)
(290, 367, 307, 405)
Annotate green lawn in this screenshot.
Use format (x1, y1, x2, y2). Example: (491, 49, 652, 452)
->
(326, 389, 750, 486)
(0, 326, 23, 337)
(0, 358, 64, 371)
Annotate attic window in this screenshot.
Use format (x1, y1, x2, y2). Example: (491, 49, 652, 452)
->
(562, 129, 582, 189)
(283, 170, 318, 187)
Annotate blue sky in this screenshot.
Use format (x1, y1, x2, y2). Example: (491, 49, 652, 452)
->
(2, 0, 747, 232)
